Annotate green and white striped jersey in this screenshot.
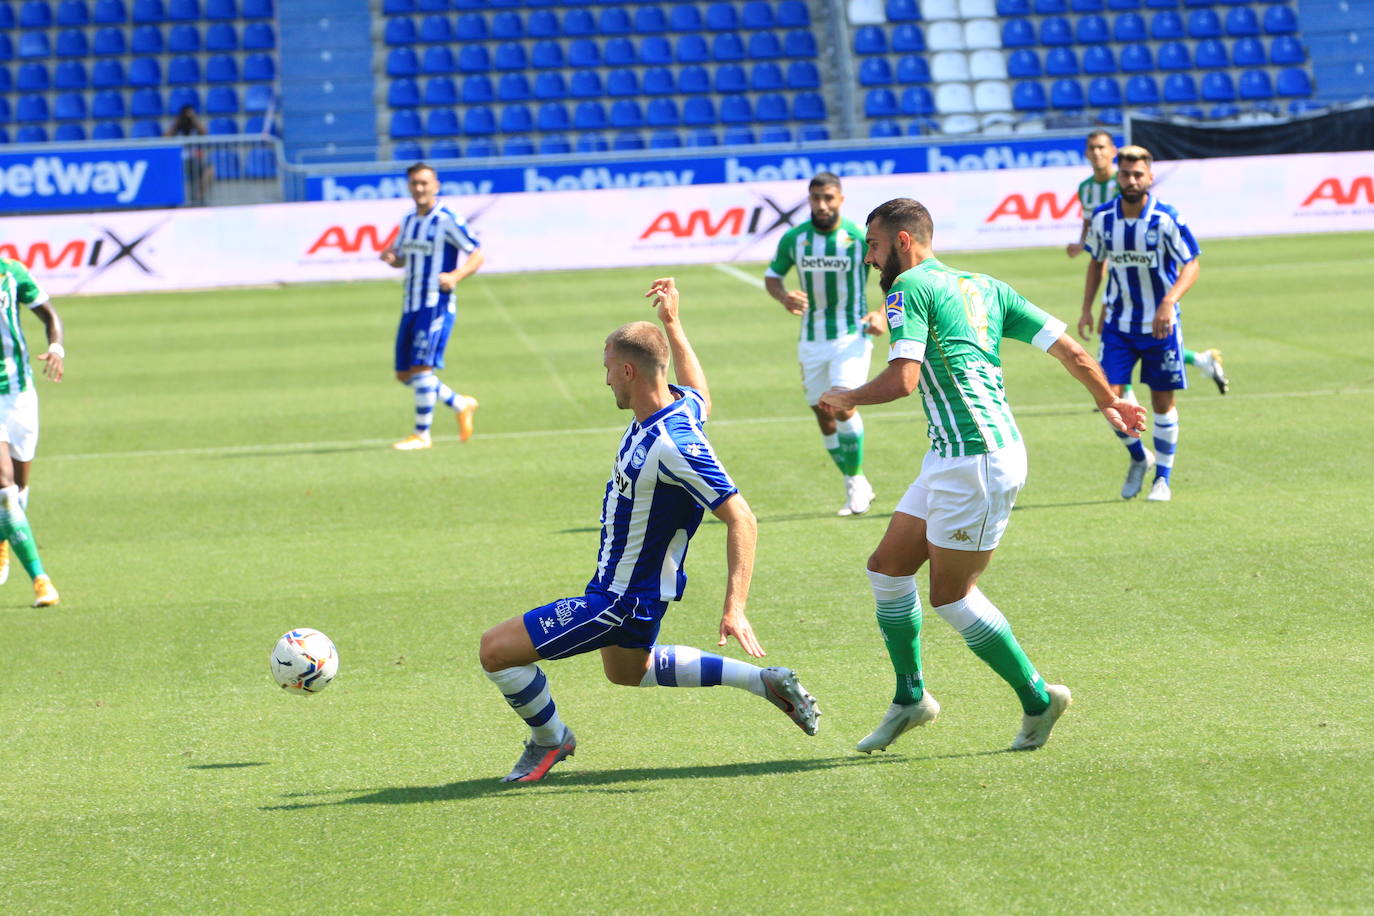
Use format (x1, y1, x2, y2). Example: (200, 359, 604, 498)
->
(767, 218, 869, 342)
(885, 258, 1066, 458)
(1077, 172, 1119, 217)
(0, 258, 47, 396)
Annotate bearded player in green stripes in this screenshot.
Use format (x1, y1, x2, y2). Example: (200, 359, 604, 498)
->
(822, 199, 1146, 752)
(1066, 129, 1229, 396)
(0, 259, 61, 607)
(765, 172, 886, 517)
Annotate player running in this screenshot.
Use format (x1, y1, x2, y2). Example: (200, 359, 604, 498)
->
(478, 278, 819, 783)
(765, 172, 886, 516)
(1067, 130, 1228, 397)
(0, 258, 62, 607)
(379, 163, 484, 451)
(821, 199, 1145, 753)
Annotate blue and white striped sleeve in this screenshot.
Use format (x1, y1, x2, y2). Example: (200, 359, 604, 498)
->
(657, 424, 738, 510)
(442, 209, 480, 253)
(1162, 211, 1200, 264)
(1084, 209, 1108, 262)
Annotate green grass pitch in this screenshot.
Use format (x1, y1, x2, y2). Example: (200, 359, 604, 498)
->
(1, 232, 1370, 913)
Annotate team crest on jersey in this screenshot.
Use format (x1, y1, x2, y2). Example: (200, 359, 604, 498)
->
(834, 229, 850, 247)
(885, 290, 905, 329)
(630, 445, 648, 468)
(1145, 228, 1160, 246)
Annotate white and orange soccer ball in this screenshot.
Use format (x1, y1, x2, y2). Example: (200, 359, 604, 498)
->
(270, 628, 339, 694)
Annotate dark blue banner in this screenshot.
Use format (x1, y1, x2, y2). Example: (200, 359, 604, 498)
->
(305, 136, 1091, 201)
(0, 146, 185, 213)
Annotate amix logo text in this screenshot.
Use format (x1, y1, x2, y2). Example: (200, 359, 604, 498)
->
(798, 255, 852, 272)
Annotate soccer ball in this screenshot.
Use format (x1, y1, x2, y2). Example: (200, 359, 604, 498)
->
(270, 628, 339, 694)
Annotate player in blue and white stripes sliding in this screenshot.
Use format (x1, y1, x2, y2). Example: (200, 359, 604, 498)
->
(478, 278, 819, 783)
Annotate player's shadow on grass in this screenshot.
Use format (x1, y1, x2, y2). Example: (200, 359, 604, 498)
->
(558, 511, 892, 535)
(188, 762, 269, 769)
(262, 751, 1005, 811)
(1011, 499, 1121, 511)
(213, 445, 383, 459)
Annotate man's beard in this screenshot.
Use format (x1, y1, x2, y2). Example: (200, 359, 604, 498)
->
(812, 209, 839, 232)
(1120, 188, 1145, 204)
(879, 246, 905, 293)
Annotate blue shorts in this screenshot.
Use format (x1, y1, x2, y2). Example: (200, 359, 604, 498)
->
(394, 309, 455, 372)
(1099, 325, 1188, 391)
(522, 589, 668, 661)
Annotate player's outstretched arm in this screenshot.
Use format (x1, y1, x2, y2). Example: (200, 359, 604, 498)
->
(1048, 335, 1147, 437)
(646, 277, 712, 414)
(711, 492, 764, 658)
(819, 358, 921, 413)
(32, 302, 64, 382)
(763, 276, 807, 316)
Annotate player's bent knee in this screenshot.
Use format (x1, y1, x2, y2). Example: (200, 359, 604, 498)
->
(478, 628, 515, 672)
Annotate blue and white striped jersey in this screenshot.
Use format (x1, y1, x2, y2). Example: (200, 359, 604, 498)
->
(397, 203, 479, 316)
(589, 386, 738, 603)
(1085, 194, 1201, 336)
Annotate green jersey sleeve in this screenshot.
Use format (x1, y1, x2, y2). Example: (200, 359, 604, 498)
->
(4, 259, 48, 309)
(767, 226, 800, 276)
(883, 273, 930, 363)
(999, 283, 1066, 352)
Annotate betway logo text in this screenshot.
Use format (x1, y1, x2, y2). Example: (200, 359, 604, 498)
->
(798, 255, 853, 271)
(724, 157, 896, 183)
(929, 145, 1086, 172)
(318, 175, 493, 200)
(524, 167, 695, 191)
(1111, 251, 1159, 268)
(0, 156, 148, 203)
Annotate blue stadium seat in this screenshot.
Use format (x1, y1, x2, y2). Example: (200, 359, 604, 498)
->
(901, 85, 935, 115)
(998, 0, 1031, 11)
(492, 11, 523, 39)
(895, 54, 929, 82)
(1232, 37, 1265, 66)
(743, 60, 781, 91)
(870, 120, 901, 138)
(683, 96, 716, 125)
(759, 124, 792, 142)
(563, 8, 593, 35)
(421, 45, 454, 74)
(749, 31, 782, 58)
(1209, 103, 1240, 119)
(387, 47, 418, 77)
(392, 141, 424, 161)
(1276, 67, 1312, 97)
(783, 29, 815, 57)
(454, 13, 485, 41)
(799, 124, 830, 141)
(1120, 43, 1152, 71)
(608, 68, 639, 95)
(1050, 78, 1084, 108)
(1201, 71, 1236, 101)
(210, 148, 241, 178)
(388, 78, 420, 106)
(168, 55, 198, 83)
(641, 36, 673, 64)
(1007, 48, 1041, 77)
(605, 37, 636, 66)
(204, 0, 234, 16)
(17, 126, 50, 143)
(0, 3, 12, 27)
(243, 22, 273, 49)
(1088, 76, 1122, 106)
(129, 56, 161, 86)
(464, 105, 496, 134)
(687, 128, 718, 146)
(537, 101, 569, 130)
(599, 6, 630, 34)
(1077, 15, 1109, 43)
(167, 0, 196, 18)
(1002, 19, 1034, 47)
(722, 126, 756, 145)
(534, 71, 566, 98)
(650, 129, 682, 149)
(56, 29, 89, 57)
(525, 9, 557, 38)
(206, 85, 237, 113)
(887, 0, 919, 19)
(241, 0, 271, 17)
(462, 74, 493, 102)
(644, 66, 675, 93)
(1195, 39, 1227, 68)
(243, 53, 273, 81)
(612, 131, 644, 152)
(1144, 0, 1174, 7)
(1083, 45, 1115, 73)
(742, 1, 774, 29)
(854, 25, 886, 54)
(385, 18, 417, 45)
(713, 63, 745, 92)
(720, 94, 752, 122)
(1113, 13, 1146, 41)
(1186, 8, 1221, 38)
(465, 138, 498, 158)
(498, 72, 531, 100)
(670, 4, 703, 31)
(1225, 6, 1259, 37)
(1046, 47, 1078, 75)
(574, 103, 608, 132)
(458, 45, 490, 72)
(57, 0, 89, 25)
(206, 22, 236, 50)
(635, 6, 668, 32)
(1125, 74, 1159, 104)
(756, 92, 788, 121)
(779, 0, 810, 25)
(92, 59, 124, 87)
(130, 116, 162, 136)
(1151, 11, 1184, 39)
(568, 70, 601, 97)
(531, 41, 563, 68)
(569, 39, 600, 67)
(17, 63, 49, 91)
(54, 60, 86, 88)
(892, 23, 924, 52)
(502, 137, 534, 157)
(1238, 69, 1274, 100)
(1262, 5, 1296, 34)
(1287, 99, 1323, 115)
(54, 92, 86, 120)
(1040, 17, 1073, 45)
(168, 24, 199, 51)
(130, 87, 162, 116)
(706, 2, 738, 30)
(1270, 36, 1304, 65)
(646, 97, 679, 126)
(535, 135, 569, 155)
(420, 15, 452, 42)
(860, 57, 894, 85)
(676, 65, 708, 93)
(425, 76, 457, 104)
(93, 0, 125, 21)
(244, 147, 278, 180)
(794, 92, 827, 120)
(242, 113, 272, 134)
(1035, 0, 1068, 11)
(21, 0, 54, 26)
(93, 121, 124, 139)
(0, 35, 13, 61)
(168, 85, 198, 110)
(500, 104, 534, 132)
(1108, 0, 1139, 7)
(131, 25, 163, 53)
(1072, 0, 1104, 9)
(712, 33, 745, 60)
(131, 0, 161, 19)
(1172, 105, 1204, 120)
(1157, 41, 1190, 69)
(1162, 72, 1197, 102)
(19, 32, 51, 57)
(1096, 108, 1122, 126)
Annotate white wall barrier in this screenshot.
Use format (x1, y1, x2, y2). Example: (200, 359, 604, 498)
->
(2, 151, 1370, 297)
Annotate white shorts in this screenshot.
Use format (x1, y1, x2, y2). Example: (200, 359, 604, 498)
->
(798, 333, 873, 405)
(0, 387, 39, 463)
(895, 441, 1027, 551)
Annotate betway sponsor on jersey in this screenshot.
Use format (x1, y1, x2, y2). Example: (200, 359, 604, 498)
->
(1111, 251, 1160, 268)
(798, 254, 853, 272)
(0, 147, 183, 210)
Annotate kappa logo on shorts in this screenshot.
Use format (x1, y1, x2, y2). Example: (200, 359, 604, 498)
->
(950, 529, 973, 543)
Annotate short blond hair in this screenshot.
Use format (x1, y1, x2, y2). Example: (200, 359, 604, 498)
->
(606, 321, 668, 375)
(1117, 145, 1153, 167)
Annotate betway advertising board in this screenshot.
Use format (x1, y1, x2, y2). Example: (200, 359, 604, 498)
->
(0, 146, 184, 213)
(306, 136, 1092, 199)
(4, 151, 1369, 296)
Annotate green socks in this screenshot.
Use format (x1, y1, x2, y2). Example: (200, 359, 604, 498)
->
(0, 485, 44, 580)
(934, 587, 1049, 715)
(868, 570, 923, 705)
(822, 413, 866, 477)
